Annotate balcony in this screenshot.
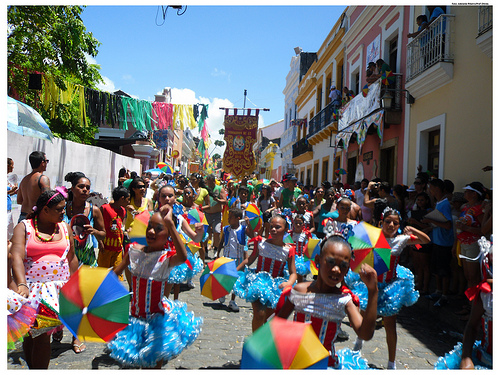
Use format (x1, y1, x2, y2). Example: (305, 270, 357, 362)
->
(476, 6, 492, 58)
(406, 14, 455, 98)
(291, 138, 313, 164)
(307, 101, 340, 145)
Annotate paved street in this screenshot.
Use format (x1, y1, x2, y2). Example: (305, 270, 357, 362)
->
(8, 251, 466, 370)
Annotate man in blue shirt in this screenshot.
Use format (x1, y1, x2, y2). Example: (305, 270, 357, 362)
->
(422, 178, 454, 307)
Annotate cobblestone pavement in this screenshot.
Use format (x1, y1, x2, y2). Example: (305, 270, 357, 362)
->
(7, 250, 467, 370)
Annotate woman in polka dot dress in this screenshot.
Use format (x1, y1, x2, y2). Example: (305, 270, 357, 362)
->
(10, 188, 79, 368)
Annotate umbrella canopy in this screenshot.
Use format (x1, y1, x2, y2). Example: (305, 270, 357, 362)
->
(7, 96, 53, 141)
(348, 222, 392, 275)
(335, 168, 347, 175)
(283, 233, 295, 244)
(186, 207, 209, 230)
(59, 266, 130, 342)
(199, 257, 238, 301)
(304, 238, 321, 260)
(241, 317, 329, 369)
(381, 70, 395, 85)
(362, 84, 369, 97)
(128, 210, 152, 245)
(245, 203, 261, 220)
(157, 162, 173, 175)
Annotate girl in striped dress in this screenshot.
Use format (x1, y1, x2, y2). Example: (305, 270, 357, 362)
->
(233, 215, 297, 332)
(108, 206, 202, 368)
(345, 208, 430, 369)
(276, 235, 378, 369)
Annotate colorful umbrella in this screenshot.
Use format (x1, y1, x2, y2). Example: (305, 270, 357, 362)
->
(283, 232, 295, 244)
(381, 70, 395, 85)
(157, 162, 173, 175)
(362, 84, 369, 97)
(186, 240, 202, 255)
(7, 96, 54, 142)
(304, 238, 321, 260)
(186, 207, 209, 229)
(128, 210, 151, 245)
(59, 266, 130, 342)
(199, 257, 239, 301)
(245, 203, 263, 232)
(348, 222, 392, 275)
(335, 168, 347, 175)
(241, 317, 329, 369)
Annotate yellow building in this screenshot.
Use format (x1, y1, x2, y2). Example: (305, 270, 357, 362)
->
(405, 5, 492, 189)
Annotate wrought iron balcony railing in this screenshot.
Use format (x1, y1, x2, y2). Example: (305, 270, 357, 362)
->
(406, 14, 455, 82)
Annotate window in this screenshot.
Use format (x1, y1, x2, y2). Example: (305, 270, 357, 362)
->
(322, 159, 329, 182)
(427, 130, 440, 177)
(416, 114, 446, 179)
(389, 36, 398, 73)
(355, 72, 360, 95)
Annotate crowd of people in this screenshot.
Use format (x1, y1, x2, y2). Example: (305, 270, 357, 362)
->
(7, 151, 493, 369)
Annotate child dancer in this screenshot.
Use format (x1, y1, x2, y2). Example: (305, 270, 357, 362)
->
(289, 213, 313, 283)
(276, 234, 378, 369)
(293, 195, 315, 232)
(108, 205, 203, 369)
(346, 208, 430, 370)
(233, 215, 297, 332)
(434, 236, 492, 369)
(158, 185, 204, 300)
(217, 207, 253, 311)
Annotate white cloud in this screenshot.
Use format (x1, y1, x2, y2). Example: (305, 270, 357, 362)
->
(96, 76, 116, 93)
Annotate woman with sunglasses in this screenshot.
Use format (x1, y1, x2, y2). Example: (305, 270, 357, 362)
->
(124, 177, 154, 231)
(9, 189, 79, 368)
(63, 172, 106, 267)
(346, 208, 430, 369)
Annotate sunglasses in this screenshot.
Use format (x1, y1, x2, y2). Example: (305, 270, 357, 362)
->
(44, 159, 50, 163)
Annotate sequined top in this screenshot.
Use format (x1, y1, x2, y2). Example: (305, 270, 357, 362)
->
(289, 289, 352, 367)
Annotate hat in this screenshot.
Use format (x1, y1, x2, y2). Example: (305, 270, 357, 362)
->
(282, 173, 297, 183)
(463, 181, 486, 197)
(407, 184, 416, 192)
(330, 85, 336, 90)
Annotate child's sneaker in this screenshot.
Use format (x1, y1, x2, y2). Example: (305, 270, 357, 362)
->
(187, 280, 195, 289)
(219, 296, 226, 304)
(228, 300, 240, 312)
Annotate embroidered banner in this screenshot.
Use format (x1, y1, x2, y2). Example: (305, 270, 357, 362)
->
(222, 114, 258, 179)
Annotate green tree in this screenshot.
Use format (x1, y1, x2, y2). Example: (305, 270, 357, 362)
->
(8, 5, 103, 144)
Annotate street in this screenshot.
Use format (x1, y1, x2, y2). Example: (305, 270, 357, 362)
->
(8, 252, 464, 370)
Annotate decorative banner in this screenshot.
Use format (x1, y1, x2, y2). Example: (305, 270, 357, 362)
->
(222, 114, 258, 179)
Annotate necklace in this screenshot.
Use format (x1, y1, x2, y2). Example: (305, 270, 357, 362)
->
(34, 217, 57, 242)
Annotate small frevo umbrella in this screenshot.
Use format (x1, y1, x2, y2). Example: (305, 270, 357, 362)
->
(199, 257, 238, 301)
(7, 96, 53, 141)
(128, 210, 152, 245)
(59, 266, 130, 342)
(157, 162, 173, 175)
(241, 317, 329, 369)
(348, 221, 392, 275)
(245, 203, 263, 232)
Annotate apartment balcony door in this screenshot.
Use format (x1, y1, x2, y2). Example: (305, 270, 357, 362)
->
(380, 146, 396, 187)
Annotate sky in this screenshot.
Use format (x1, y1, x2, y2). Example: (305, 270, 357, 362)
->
(79, 4, 347, 155)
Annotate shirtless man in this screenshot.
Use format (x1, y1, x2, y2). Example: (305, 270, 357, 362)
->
(16, 151, 51, 223)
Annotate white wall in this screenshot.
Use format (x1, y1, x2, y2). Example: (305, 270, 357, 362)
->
(8, 131, 141, 222)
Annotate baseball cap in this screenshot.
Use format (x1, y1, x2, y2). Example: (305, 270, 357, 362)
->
(282, 173, 297, 183)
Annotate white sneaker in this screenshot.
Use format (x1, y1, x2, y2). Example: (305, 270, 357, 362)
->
(219, 296, 226, 304)
(228, 300, 240, 312)
(187, 280, 195, 289)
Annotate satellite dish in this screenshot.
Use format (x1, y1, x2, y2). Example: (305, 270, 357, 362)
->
(355, 162, 364, 182)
